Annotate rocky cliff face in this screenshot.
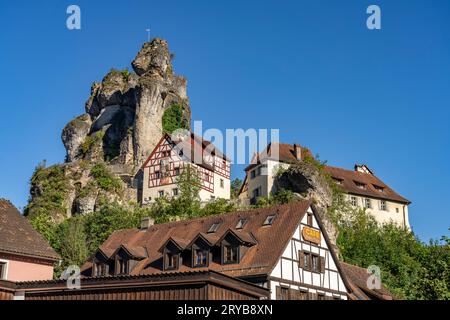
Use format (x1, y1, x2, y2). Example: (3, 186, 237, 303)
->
(274, 161, 340, 255)
(62, 38, 191, 167)
(28, 39, 191, 218)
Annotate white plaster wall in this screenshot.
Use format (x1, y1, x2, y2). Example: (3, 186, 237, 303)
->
(269, 206, 348, 300)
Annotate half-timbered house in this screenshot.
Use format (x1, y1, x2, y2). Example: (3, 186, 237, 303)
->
(138, 132, 230, 204)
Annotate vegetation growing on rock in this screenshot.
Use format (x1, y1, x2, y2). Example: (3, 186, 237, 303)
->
(162, 103, 189, 134)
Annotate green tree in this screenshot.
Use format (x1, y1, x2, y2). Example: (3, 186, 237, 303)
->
(55, 217, 88, 271)
(337, 209, 450, 300)
(230, 178, 243, 199)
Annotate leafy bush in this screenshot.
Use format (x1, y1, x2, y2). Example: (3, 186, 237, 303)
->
(25, 162, 70, 243)
(81, 131, 104, 155)
(337, 209, 450, 300)
(162, 104, 189, 134)
(90, 163, 122, 193)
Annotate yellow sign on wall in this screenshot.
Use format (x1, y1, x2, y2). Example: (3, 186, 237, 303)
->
(302, 227, 321, 245)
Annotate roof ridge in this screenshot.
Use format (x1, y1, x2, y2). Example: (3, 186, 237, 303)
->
(141, 201, 310, 231)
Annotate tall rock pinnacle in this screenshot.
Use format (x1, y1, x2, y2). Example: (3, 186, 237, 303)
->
(61, 38, 191, 167)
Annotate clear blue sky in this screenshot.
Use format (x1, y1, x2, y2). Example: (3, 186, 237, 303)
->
(0, 1, 449, 242)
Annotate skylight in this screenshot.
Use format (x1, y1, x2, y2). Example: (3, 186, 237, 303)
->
(263, 214, 276, 226)
(235, 218, 248, 229)
(208, 222, 221, 233)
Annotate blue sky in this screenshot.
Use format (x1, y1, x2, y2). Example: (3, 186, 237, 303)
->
(0, 1, 448, 242)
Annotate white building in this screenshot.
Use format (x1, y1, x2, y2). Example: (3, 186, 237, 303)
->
(138, 133, 231, 204)
(238, 142, 411, 229)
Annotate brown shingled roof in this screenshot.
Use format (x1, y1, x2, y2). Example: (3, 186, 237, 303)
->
(0, 199, 60, 261)
(340, 262, 394, 300)
(324, 166, 410, 204)
(82, 201, 312, 278)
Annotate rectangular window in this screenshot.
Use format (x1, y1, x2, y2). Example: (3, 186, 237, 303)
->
(174, 167, 180, 176)
(220, 179, 224, 188)
(172, 188, 179, 196)
(351, 196, 358, 207)
(94, 262, 107, 277)
(380, 200, 387, 211)
(364, 198, 372, 209)
(155, 171, 161, 179)
(193, 249, 208, 267)
(311, 254, 320, 272)
(0, 262, 6, 279)
(307, 213, 313, 226)
(300, 251, 324, 273)
(250, 170, 256, 179)
(116, 257, 128, 275)
(165, 252, 178, 270)
(158, 190, 164, 198)
(223, 245, 239, 264)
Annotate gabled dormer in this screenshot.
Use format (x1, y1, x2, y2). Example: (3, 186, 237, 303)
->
(158, 237, 188, 271)
(217, 229, 257, 265)
(186, 233, 218, 268)
(91, 248, 113, 277)
(112, 245, 147, 276)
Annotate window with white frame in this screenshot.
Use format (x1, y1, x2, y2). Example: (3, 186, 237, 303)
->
(350, 196, 358, 207)
(364, 198, 372, 209)
(172, 188, 179, 196)
(380, 200, 387, 211)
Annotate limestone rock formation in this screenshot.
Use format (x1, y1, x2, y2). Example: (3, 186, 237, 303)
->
(62, 38, 191, 168)
(274, 161, 340, 254)
(28, 38, 191, 219)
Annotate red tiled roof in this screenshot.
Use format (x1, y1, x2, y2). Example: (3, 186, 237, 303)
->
(324, 166, 410, 204)
(82, 201, 312, 278)
(0, 200, 60, 261)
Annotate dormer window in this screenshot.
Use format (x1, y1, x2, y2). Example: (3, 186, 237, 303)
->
(164, 251, 179, 270)
(235, 218, 248, 229)
(223, 244, 239, 264)
(115, 256, 129, 275)
(193, 249, 209, 267)
(94, 262, 107, 277)
(208, 222, 221, 233)
(354, 181, 366, 189)
(333, 178, 343, 185)
(263, 214, 276, 226)
(373, 185, 384, 192)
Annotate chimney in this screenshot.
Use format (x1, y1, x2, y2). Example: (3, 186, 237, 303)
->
(140, 217, 154, 230)
(293, 143, 302, 161)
